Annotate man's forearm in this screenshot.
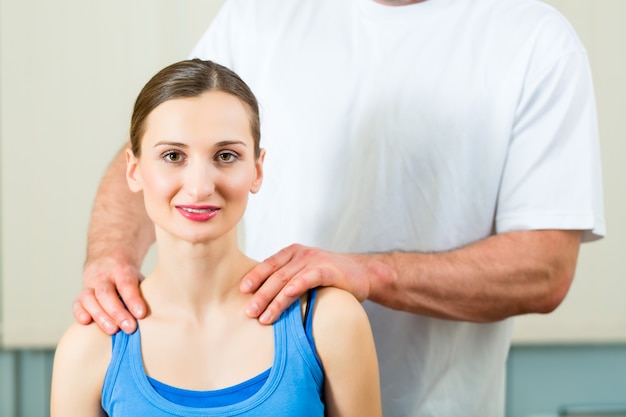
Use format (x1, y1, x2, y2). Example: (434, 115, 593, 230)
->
(365, 229, 582, 322)
(86, 145, 155, 270)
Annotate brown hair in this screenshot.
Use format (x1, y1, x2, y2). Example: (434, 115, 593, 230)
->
(129, 59, 261, 157)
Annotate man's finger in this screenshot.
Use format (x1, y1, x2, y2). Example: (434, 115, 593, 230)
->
(94, 283, 137, 334)
(256, 268, 324, 324)
(240, 246, 299, 293)
(243, 269, 292, 318)
(258, 280, 315, 324)
(258, 292, 300, 324)
(72, 298, 93, 325)
(240, 261, 278, 294)
(244, 259, 307, 317)
(116, 277, 147, 320)
(77, 289, 119, 335)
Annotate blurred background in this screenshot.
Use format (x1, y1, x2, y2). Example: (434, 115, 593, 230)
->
(0, 1, 624, 416)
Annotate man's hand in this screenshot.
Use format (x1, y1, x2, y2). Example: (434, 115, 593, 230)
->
(240, 244, 379, 324)
(73, 254, 147, 334)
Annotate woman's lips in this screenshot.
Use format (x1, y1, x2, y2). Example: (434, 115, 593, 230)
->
(176, 205, 220, 222)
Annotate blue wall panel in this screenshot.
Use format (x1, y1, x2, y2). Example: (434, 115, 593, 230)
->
(0, 350, 53, 417)
(506, 345, 626, 417)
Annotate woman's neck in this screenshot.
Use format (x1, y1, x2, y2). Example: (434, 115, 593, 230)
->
(141, 228, 257, 318)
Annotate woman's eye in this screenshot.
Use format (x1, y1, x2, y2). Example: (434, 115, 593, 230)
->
(217, 152, 238, 163)
(163, 151, 183, 163)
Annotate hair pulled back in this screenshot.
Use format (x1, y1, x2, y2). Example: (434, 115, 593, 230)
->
(129, 59, 261, 157)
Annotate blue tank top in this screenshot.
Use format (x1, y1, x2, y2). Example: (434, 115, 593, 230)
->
(101, 292, 325, 416)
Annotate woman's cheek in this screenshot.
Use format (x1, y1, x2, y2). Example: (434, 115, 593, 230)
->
(141, 166, 181, 198)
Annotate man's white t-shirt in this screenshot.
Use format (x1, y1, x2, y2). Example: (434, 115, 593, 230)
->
(189, 0, 605, 415)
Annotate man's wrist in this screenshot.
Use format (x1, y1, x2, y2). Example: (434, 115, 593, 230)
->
(84, 246, 142, 271)
(361, 252, 399, 303)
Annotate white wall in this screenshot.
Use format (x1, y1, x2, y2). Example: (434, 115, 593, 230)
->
(0, 0, 225, 347)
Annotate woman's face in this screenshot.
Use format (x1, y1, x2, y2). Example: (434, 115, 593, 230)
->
(126, 91, 264, 244)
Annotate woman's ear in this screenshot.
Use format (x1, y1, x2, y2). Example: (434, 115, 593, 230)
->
(125, 148, 143, 193)
(250, 148, 266, 194)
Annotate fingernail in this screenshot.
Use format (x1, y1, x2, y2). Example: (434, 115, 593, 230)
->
(241, 279, 253, 292)
(259, 311, 272, 324)
(120, 320, 133, 333)
(246, 302, 259, 317)
(132, 305, 144, 317)
(102, 320, 116, 333)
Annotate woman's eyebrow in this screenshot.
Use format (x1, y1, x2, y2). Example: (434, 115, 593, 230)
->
(152, 139, 248, 148)
(215, 139, 248, 147)
(154, 140, 187, 148)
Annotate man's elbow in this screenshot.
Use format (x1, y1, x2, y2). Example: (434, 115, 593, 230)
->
(534, 268, 576, 314)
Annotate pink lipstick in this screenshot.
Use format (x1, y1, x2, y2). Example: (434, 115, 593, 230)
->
(176, 205, 220, 222)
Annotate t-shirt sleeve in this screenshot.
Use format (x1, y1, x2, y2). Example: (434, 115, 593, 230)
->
(495, 14, 605, 242)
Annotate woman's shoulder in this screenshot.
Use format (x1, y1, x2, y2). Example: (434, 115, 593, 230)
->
(311, 287, 372, 351)
(54, 322, 112, 373)
(51, 322, 113, 415)
(313, 287, 368, 323)
(58, 321, 111, 348)
(310, 287, 381, 416)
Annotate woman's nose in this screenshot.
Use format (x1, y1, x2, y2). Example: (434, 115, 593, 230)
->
(183, 161, 215, 199)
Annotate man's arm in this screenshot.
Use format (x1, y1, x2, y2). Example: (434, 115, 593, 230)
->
(73, 144, 154, 334)
(241, 229, 582, 324)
